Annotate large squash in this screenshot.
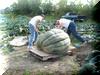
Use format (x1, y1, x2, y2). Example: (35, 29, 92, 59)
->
(36, 28, 73, 56)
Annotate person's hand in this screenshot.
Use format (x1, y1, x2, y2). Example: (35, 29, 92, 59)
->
(37, 30, 40, 33)
(35, 28, 39, 32)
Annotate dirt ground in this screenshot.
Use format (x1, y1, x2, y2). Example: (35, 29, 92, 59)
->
(1, 43, 92, 75)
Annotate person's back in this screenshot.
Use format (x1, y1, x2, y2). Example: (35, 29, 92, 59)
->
(29, 16, 44, 28)
(59, 18, 71, 29)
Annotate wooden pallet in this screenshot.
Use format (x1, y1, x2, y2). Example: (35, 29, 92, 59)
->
(29, 46, 59, 61)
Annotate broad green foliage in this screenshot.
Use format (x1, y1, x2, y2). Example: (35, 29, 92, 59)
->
(91, 1, 100, 50)
(4, 15, 29, 36)
(3, 14, 96, 40)
(79, 50, 100, 75)
(39, 20, 55, 33)
(3, 14, 56, 36)
(91, 24, 100, 50)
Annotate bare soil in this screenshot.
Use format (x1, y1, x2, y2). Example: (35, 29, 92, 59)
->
(1, 43, 93, 75)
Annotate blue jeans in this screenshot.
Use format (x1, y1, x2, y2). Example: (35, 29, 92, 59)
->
(28, 23, 38, 48)
(67, 22, 85, 43)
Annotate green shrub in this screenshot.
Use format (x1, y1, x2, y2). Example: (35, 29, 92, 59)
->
(4, 15, 29, 36)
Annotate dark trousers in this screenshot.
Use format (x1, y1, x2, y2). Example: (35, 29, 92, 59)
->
(67, 22, 85, 43)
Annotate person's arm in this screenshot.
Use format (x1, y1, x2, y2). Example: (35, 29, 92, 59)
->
(35, 20, 40, 32)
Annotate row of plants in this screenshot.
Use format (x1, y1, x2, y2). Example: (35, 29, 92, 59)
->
(3, 14, 30, 36)
(3, 14, 95, 36)
(1, 14, 96, 50)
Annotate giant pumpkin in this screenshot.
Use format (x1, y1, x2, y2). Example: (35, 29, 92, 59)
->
(36, 28, 73, 56)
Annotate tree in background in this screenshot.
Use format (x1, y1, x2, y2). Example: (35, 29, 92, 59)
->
(11, 0, 31, 15)
(10, 0, 41, 16)
(53, 0, 70, 17)
(40, 0, 53, 15)
(28, 0, 42, 16)
(3, 0, 97, 18)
